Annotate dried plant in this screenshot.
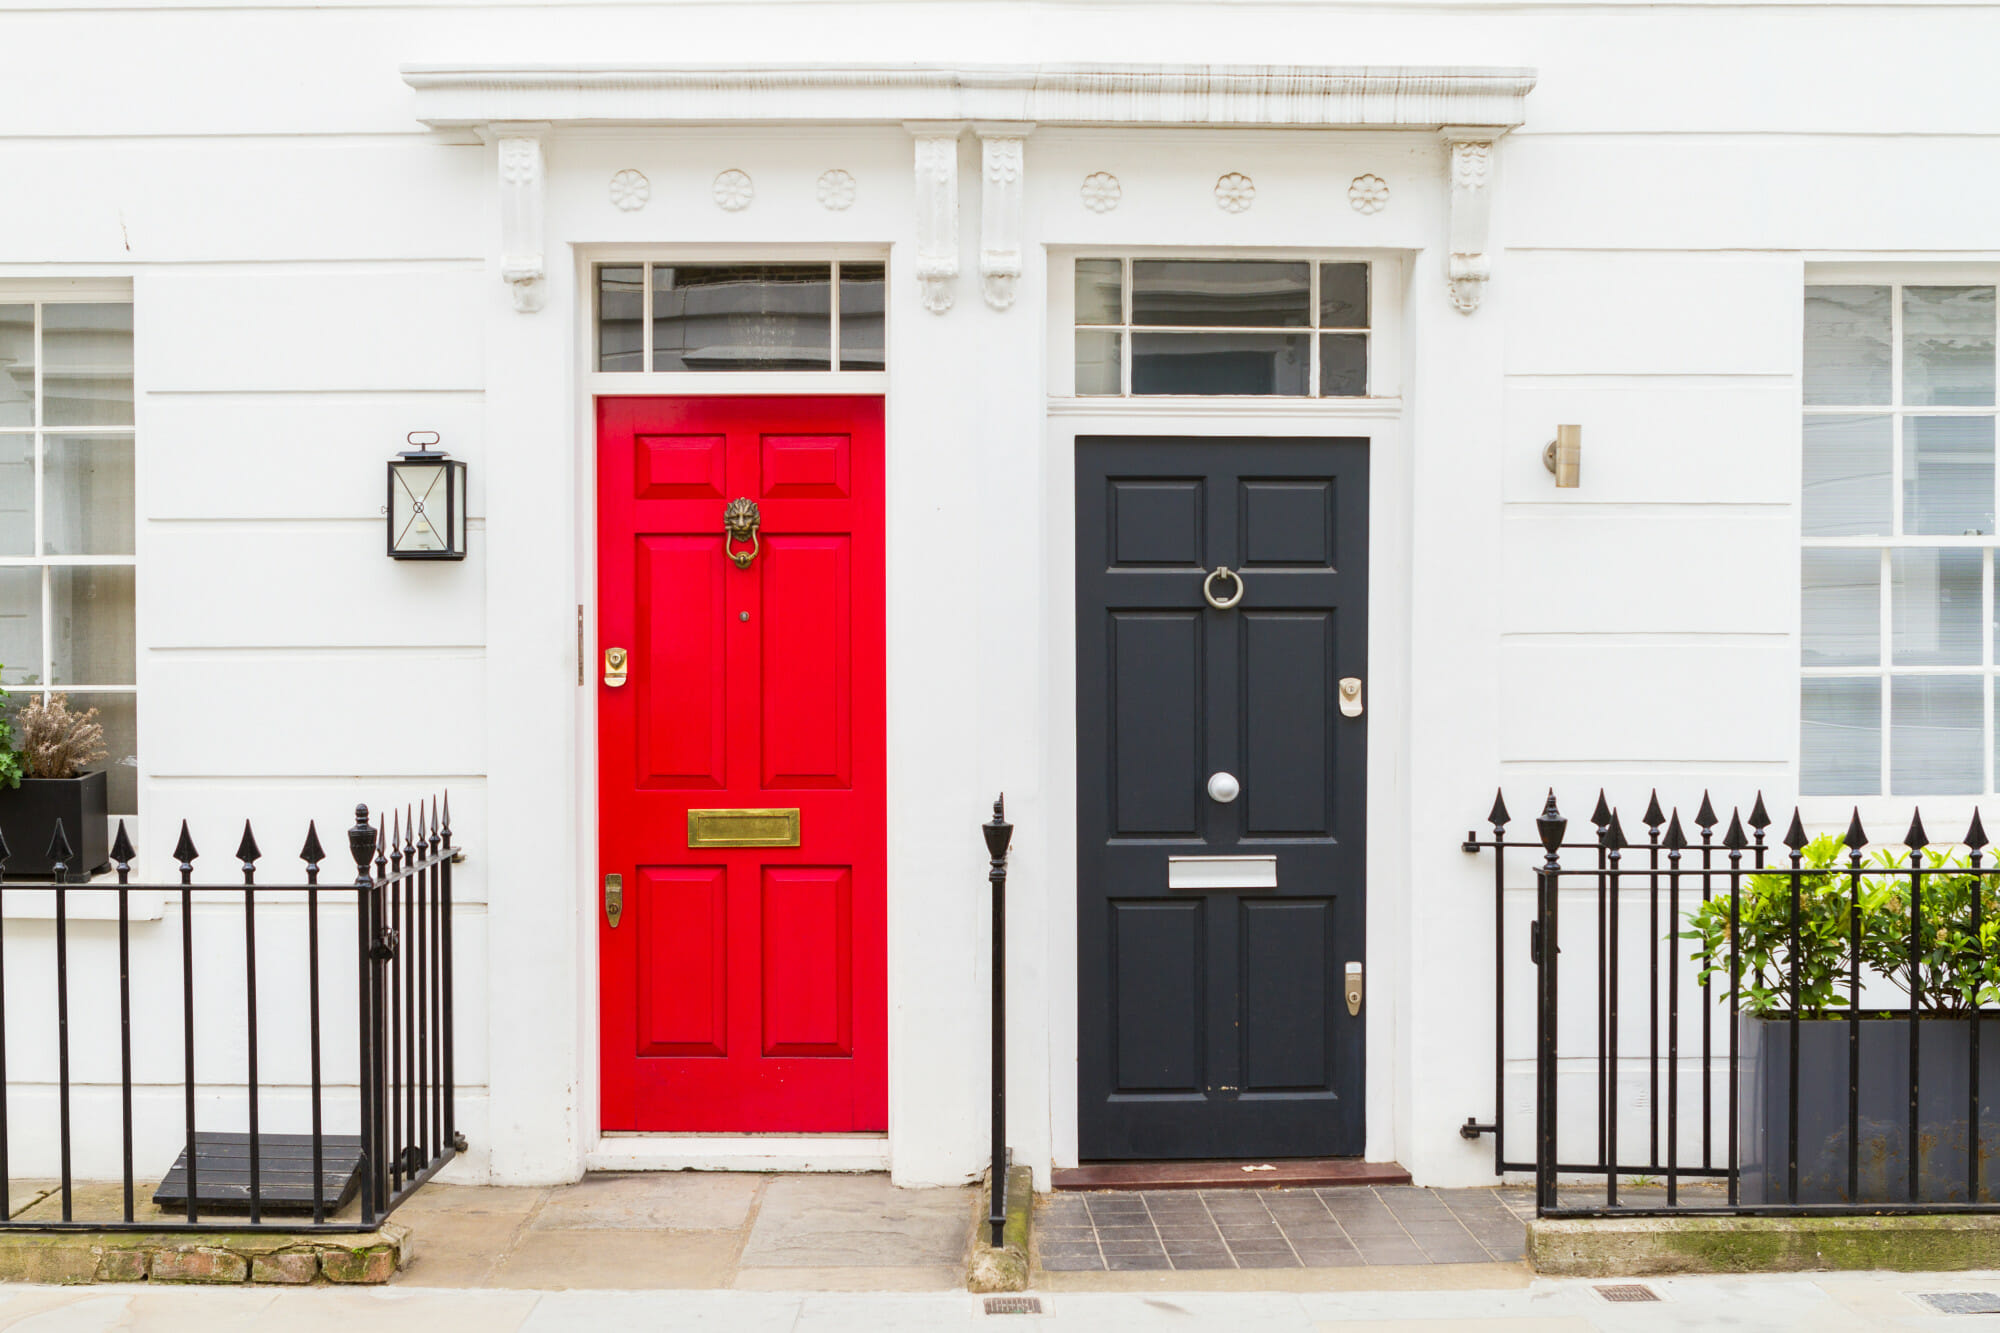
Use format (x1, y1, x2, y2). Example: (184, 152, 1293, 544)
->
(13, 693, 107, 781)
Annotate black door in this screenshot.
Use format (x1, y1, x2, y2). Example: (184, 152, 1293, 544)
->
(1076, 437, 1368, 1160)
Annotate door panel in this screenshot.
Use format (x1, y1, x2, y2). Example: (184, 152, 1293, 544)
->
(1078, 436, 1367, 1160)
(600, 396, 885, 1132)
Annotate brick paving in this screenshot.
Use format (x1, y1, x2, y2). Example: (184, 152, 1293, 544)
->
(1035, 1185, 1531, 1271)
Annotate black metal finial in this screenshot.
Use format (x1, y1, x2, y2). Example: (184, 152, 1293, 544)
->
(46, 819, 73, 878)
(983, 792, 1014, 861)
(1642, 790, 1665, 831)
(1748, 793, 1771, 831)
(1664, 811, 1688, 852)
(1488, 789, 1510, 830)
(1605, 810, 1628, 852)
(173, 820, 198, 884)
(1844, 808, 1868, 850)
(110, 820, 134, 884)
(348, 803, 376, 879)
(1590, 789, 1613, 831)
(300, 820, 325, 868)
(1783, 810, 1809, 851)
(1696, 792, 1719, 830)
(236, 820, 261, 881)
(1906, 808, 1929, 852)
(1536, 790, 1566, 855)
(1969, 809, 1990, 852)
(1723, 810, 1748, 851)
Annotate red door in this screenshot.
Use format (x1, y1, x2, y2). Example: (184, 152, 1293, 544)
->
(597, 396, 886, 1131)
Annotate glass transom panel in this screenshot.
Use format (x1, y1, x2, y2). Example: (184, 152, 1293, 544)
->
(595, 262, 885, 374)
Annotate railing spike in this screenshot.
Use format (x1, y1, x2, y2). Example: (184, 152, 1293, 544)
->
(1696, 791, 1719, 830)
(236, 820, 261, 868)
(300, 820, 325, 867)
(1748, 792, 1771, 830)
(1606, 810, 1628, 851)
(1590, 788, 1613, 830)
(1783, 809, 1810, 851)
(1642, 789, 1665, 830)
(1723, 809, 1748, 851)
(45, 818, 73, 872)
(1969, 808, 1990, 852)
(172, 820, 198, 868)
(109, 819, 135, 866)
(1844, 807, 1868, 850)
(1906, 807, 1929, 851)
(1664, 810, 1688, 851)
(1488, 788, 1510, 830)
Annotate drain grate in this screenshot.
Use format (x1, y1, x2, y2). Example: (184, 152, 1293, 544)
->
(1595, 1283, 1661, 1304)
(1917, 1292, 2000, 1315)
(984, 1296, 1044, 1316)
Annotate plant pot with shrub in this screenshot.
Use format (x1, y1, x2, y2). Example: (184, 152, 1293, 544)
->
(0, 691, 110, 882)
(1685, 832, 2000, 1204)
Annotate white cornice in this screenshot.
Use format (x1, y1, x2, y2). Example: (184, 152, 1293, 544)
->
(400, 63, 1537, 134)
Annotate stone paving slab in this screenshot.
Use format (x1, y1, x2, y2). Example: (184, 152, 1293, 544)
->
(1036, 1186, 1530, 1272)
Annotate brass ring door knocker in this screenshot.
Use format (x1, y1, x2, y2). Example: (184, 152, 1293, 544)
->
(724, 498, 761, 569)
(1202, 565, 1245, 610)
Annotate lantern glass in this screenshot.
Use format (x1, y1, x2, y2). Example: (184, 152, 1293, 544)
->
(387, 453, 466, 559)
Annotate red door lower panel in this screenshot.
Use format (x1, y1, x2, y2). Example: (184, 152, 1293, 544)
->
(598, 396, 886, 1132)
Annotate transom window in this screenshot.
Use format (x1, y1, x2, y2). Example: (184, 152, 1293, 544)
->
(0, 298, 137, 815)
(1801, 281, 1998, 796)
(595, 262, 885, 373)
(1074, 259, 1370, 397)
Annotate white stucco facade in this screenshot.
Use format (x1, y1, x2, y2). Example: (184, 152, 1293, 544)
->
(3, 1, 1997, 1198)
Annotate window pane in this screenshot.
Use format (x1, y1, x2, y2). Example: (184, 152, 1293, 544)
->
(1904, 415, 1996, 535)
(597, 265, 644, 372)
(0, 568, 40, 687)
(43, 435, 133, 556)
(65, 691, 135, 816)
(1319, 263, 1369, 328)
(1131, 332, 1309, 395)
(1904, 285, 1996, 407)
(1892, 675, 1982, 795)
(653, 265, 831, 372)
(0, 306, 31, 428)
(1076, 330, 1121, 396)
(0, 435, 31, 556)
(1802, 549, 1880, 666)
(41, 304, 132, 428)
(1804, 286, 1891, 406)
(1131, 261, 1310, 328)
(49, 566, 132, 686)
(1891, 548, 1982, 666)
(837, 264, 885, 371)
(1802, 414, 1891, 536)
(1075, 260, 1122, 326)
(1802, 677, 1881, 795)
(1319, 334, 1367, 397)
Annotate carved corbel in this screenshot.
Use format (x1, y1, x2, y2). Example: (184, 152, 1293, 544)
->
(492, 122, 551, 313)
(907, 123, 966, 314)
(1440, 128, 1499, 315)
(976, 125, 1032, 311)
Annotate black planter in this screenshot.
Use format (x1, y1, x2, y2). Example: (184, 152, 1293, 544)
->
(1739, 1012, 2000, 1204)
(0, 771, 110, 882)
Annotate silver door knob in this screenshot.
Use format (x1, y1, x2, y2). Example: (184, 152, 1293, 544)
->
(1207, 772, 1240, 803)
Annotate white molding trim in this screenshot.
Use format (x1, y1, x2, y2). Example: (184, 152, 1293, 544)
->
(977, 124, 1031, 311)
(1440, 126, 1498, 314)
(587, 1134, 891, 1173)
(908, 122, 964, 315)
(490, 121, 551, 313)
(401, 64, 1536, 134)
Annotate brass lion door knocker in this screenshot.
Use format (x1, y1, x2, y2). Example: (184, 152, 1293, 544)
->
(724, 498, 761, 569)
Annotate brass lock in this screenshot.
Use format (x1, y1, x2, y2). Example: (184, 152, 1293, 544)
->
(604, 873, 623, 929)
(603, 647, 628, 687)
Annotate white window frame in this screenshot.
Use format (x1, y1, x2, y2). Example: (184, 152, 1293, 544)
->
(0, 281, 137, 815)
(1801, 262, 2000, 805)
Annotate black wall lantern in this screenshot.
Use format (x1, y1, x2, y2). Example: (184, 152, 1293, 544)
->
(387, 431, 468, 560)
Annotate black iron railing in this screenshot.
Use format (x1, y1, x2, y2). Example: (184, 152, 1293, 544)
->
(1466, 788, 2000, 1219)
(0, 797, 460, 1232)
(984, 794, 1013, 1249)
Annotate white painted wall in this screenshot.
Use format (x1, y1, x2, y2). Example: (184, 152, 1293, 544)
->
(1, 0, 1994, 1194)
